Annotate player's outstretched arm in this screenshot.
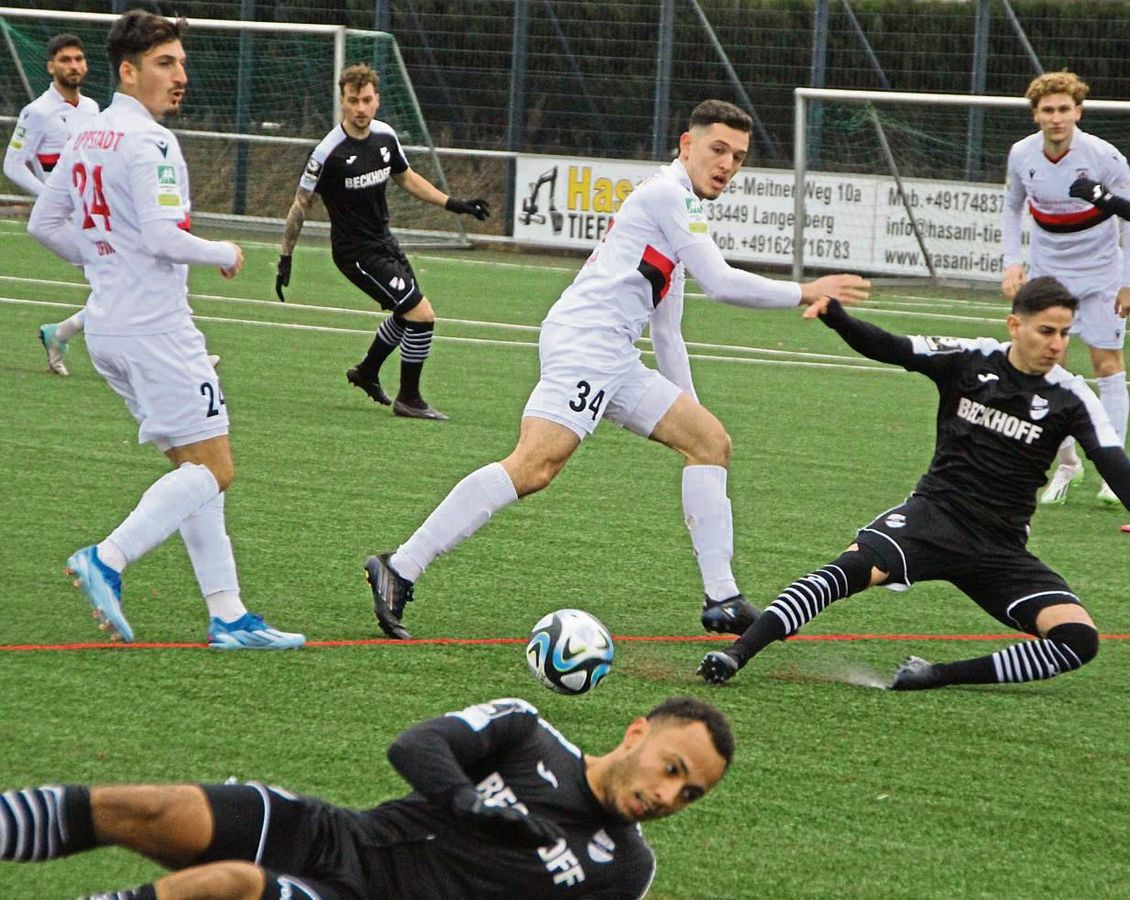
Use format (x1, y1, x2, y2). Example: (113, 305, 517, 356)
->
(815, 298, 917, 366)
(140, 221, 239, 272)
(1070, 176, 1130, 221)
(392, 169, 490, 220)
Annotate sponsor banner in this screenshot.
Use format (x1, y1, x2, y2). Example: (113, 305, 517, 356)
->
(512, 154, 1026, 282)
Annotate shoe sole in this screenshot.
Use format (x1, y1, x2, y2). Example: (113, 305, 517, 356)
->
(364, 556, 412, 640)
(38, 327, 68, 376)
(209, 636, 305, 650)
(65, 557, 133, 643)
(697, 653, 738, 684)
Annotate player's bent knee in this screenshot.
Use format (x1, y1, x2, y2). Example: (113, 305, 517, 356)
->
(1046, 622, 1099, 669)
(828, 547, 878, 595)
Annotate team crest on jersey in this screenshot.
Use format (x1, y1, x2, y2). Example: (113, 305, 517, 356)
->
(1030, 394, 1049, 421)
(381, 146, 391, 163)
(587, 830, 616, 863)
(885, 513, 906, 529)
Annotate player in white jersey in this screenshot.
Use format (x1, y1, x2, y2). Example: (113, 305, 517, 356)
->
(364, 99, 870, 640)
(4, 33, 98, 376)
(26, 10, 304, 650)
(1001, 70, 1130, 506)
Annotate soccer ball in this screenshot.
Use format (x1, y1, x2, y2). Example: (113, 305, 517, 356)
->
(526, 608, 614, 695)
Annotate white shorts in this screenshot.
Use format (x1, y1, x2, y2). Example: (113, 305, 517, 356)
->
(87, 326, 228, 451)
(1071, 283, 1126, 350)
(523, 322, 683, 439)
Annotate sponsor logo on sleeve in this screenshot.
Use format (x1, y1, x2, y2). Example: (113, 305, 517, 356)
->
(156, 163, 182, 207)
(685, 195, 708, 233)
(303, 156, 322, 180)
(9, 125, 26, 150)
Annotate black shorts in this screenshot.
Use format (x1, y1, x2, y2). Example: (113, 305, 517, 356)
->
(334, 242, 423, 314)
(199, 783, 412, 899)
(854, 494, 1080, 635)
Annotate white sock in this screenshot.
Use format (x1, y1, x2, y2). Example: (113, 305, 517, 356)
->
(204, 591, 247, 622)
(1055, 437, 1081, 469)
(55, 308, 85, 342)
(179, 491, 244, 615)
(106, 463, 220, 565)
(392, 462, 518, 582)
(682, 465, 740, 602)
(1097, 371, 1129, 447)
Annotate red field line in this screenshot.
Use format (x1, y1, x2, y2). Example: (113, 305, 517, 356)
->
(1, 633, 1128, 652)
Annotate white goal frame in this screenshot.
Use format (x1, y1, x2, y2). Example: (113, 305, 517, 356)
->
(792, 87, 1130, 281)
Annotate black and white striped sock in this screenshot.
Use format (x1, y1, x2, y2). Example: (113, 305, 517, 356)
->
(731, 551, 873, 662)
(399, 321, 435, 400)
(0, 785, 94, 862)
(359, 315, 407, 377)
(933, 623, 1099, 686)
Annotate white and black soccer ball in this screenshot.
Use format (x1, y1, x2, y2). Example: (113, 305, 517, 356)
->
(526, 608, 614, 695)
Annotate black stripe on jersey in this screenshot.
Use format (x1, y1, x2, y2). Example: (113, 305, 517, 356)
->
(1030, 206, 1113, 233)
(637, 244, 675, 307)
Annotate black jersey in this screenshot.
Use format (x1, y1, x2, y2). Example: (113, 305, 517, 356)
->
(299, 120, 409, 257)
(352, 698, 656, 899)
(821, 300, 1130, 535)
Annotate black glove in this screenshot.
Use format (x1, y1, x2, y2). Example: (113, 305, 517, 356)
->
(275, 254, 292, 301)
(445, 197, 490, 221)
(1069, 176, 1107, 204)
(449, 785, 565, 848)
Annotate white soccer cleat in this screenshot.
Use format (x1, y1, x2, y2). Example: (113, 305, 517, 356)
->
(208, 354, 221, 369)
(1097, 481, 1120, 506)
(1039, 462, 1083, 505)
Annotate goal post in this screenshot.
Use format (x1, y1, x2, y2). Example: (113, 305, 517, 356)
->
(0, 6, 467, 247)
(792, 87, 1130, 283)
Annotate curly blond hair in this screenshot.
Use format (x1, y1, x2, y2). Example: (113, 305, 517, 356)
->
(1025, 71, 1089, 108)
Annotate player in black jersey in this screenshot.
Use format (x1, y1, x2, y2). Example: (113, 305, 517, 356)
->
(699, 276, 1130, 690)
(275, 63, 488, 421)
(0, 697, 732, 899)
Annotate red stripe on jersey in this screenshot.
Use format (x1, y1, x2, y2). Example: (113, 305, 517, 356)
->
(37, 153, 60, 172)
(1028, 201, 1111, 233)
(639, 244, 675, 305)
(177, 214, 192, 232)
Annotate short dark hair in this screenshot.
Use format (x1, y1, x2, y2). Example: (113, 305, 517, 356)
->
(646, 696, 734, 768)
(688, 99, 752, 134)
(46, 33, 84, 60)
(1012, 276, 1079, 316)
(339, 62, 379, 94)
(107, 10, 186, 75)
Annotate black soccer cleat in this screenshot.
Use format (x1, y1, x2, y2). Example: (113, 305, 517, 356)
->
(365, 552, 415, 640)
(698, 649, 741, 685)
(701, 594, 760, 635)
(347, 366, 392, 405)
(889, 655, 943, 691)
(393, 397, 449, 421)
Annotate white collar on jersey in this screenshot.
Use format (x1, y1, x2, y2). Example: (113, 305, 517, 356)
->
(109, 91, 158, 122)
(665, 157, 694, 193)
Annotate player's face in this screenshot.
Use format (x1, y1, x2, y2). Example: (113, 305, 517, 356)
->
(599, 719, 726, 823)
(1006, 306, 1074, 375)
(120, 40, 187, 120)
(1032, 92, 1081, 152)
(47, 46, 87, 90)
(680, 122, 750, 200)
(342, 83, 379, 133)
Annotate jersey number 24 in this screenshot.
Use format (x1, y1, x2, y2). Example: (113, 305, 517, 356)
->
(71, 163, 112, 231)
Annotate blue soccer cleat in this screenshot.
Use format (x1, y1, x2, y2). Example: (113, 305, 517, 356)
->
(208, 612, 305, 650)
(65, 546, 132, 642)
(38, 323, 70, 376)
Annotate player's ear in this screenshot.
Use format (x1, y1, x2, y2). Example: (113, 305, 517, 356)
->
(622, 716, 650, 748)
(678, 131, 693, 158)
(1005, 313, 1021, 338)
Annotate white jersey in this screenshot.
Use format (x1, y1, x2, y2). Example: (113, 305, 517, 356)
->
(42, 92, 194, 336)
(1002, 128, 1130, 291)
(544, 159, 715, 343)
(4, 83, 98, 188)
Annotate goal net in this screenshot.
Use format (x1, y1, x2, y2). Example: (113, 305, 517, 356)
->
(0, 7, 467, 247)
(790, 88, 1130, 282)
